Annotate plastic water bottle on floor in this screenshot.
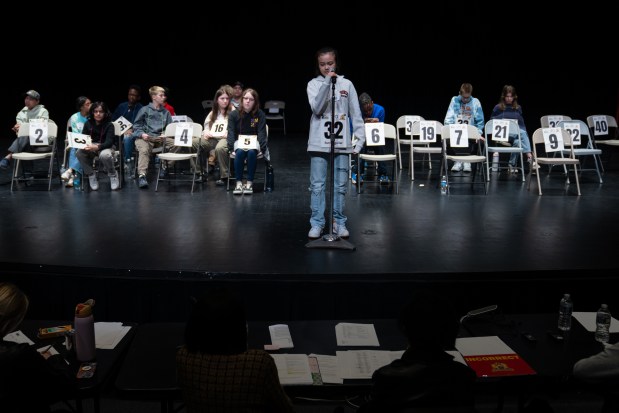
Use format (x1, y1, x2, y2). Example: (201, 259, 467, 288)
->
(440, 175, 447, 195)
(594, 304, 611, 343)
(557, 293, 573, 331)
(492, 152, 499, 172)
(73, 172, 82, 191)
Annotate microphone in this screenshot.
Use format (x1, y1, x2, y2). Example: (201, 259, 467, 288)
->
(330, 67, 336, 84)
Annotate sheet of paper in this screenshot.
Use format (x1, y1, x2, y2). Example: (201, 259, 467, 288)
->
(335, 323, 380, 346)
(270, 354, 313, 385)
(95, 322, 132, 349)
(446, 350, 467, 366)
(310, 353, 342, 384)
(455, 336, 515, 356)
(3, 330, 35, 345)
(336, 350, 399, 379)
(573, 312, 619, 333)
(269, 324, 294, 349)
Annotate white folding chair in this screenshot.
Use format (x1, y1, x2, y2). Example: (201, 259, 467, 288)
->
(356, 123, 398, 194)
(441, 124, 487, 194)
(484, 119, 525, 182)
(395, 115, 424, 171)
(155, 122, 204, 193)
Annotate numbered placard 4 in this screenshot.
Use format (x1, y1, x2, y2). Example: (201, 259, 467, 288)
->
(237, 135, 258, 150)
(174, 123, 194, 147)
(364, 122, 385, 146)
(491, 119, 510, 143)
(561, 122, 581, 145)
(114, 116, 132, 135)
(67, 132, 92, 149)
(449, 124, 469, 147)
(542, 127, 565, 152)
(28, 119, 49, 146)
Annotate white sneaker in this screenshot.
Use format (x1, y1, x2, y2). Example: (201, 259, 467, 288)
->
(88, 174, 99, 191)
(110, 174, 120, 190)
(65, 175, 74, 188)
(61, 169, 73, 182)
(333, 222, 350, 238)
(243, 182, 253, 195)
(451, 162, 463, 172)
(233, 182, 243, 195)
(308, 226, 322, 238)
(463, 162, 472, 172)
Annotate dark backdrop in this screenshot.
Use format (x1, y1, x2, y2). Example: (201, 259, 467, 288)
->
(2, 3, 617, 138)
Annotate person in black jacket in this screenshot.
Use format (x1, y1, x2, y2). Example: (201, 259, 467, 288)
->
(358, 290, 477, 412)
(0, 282, 75, 413)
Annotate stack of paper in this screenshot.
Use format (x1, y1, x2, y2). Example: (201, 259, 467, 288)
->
(335, 323, 380, 346)
(94, 322, 131, 349)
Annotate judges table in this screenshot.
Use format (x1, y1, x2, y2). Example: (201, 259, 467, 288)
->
(115, 315, 614, 412)
(18, 319, 135, 413)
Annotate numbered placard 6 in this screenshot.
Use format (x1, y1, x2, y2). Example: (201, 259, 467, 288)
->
(67, 132, 92, 149)
(28, 119, 49, 146)
(174, 123, 193, 147)
(364, 122, 385, 146)
(449, 124, 469, 147)
(542, 127, 565, 152)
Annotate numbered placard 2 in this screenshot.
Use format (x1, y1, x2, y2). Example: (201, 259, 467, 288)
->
(364, 122, 385, 146)
(174, 123, 194, 147)
(28, 119, 49, 146)
(67, 132, 92, 149)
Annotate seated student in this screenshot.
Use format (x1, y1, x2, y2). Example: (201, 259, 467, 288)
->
(573, 342, 619, 413)
(357, 290, 477, 413)
(0, 282, 75, 413)
(176, 287, 294, 413)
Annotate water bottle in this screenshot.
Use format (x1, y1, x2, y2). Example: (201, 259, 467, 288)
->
(265, 165, 274, 192)
(74, 299, 96, 362)
(73, 172, 82, 191)
(440, 175, 447, 194)
(558, 293, 573, 331)
(492, 152, 499, 172)
(594, 304, 611, 343)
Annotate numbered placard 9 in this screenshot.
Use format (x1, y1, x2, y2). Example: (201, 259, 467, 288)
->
(28, 119, 49, 146)
(491, 119, 510, 143)
(364, 122, 385, 146)
(561, 122, 581, 145)
(419, 121, 437, 143)
(174, 123, 194, 147)
(542, 127, 565, 152)
(449, 124, 469, 147)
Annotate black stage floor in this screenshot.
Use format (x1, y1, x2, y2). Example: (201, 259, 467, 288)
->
(1, 131, 618, 321)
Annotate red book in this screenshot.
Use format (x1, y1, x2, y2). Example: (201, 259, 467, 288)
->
(455, 336, 536, 378)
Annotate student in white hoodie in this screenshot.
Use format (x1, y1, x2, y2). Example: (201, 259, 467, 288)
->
(306, 46, 365, 239)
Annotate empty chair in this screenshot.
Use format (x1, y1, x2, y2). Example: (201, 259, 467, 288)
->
(10, 119, 60, 192)
(528, 127, 581, 196)
(484, 119, 525, 182)
(201, 100, 214, 112)
(263, 100, 286, 135)
(556, 119, 603, 183)
(409, 120, 443, 181)
(540, 114, 571, 128)
(395, 115, 424, 171)
(441, 124, 487, 194)
(356, 122, 398, 194)
(155, 122, 204, 193)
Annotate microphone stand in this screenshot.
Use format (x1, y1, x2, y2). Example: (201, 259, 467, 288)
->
(306, 74, 355, 250)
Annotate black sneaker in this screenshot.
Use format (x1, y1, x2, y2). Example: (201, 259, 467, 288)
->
(159, 167, 168, 179)
(138, 175, 148, 188)
(0, 158, 10, 170)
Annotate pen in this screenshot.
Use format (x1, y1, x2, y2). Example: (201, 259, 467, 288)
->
(42, 344, 53, 353)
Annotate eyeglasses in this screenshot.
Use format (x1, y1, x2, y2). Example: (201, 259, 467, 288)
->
(94, 110, 105, 114)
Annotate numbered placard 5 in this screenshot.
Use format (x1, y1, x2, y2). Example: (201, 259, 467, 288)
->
(237, 135, 258, 150)
(364, 122, 385, 146)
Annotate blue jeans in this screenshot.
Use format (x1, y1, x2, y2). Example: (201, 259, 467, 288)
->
(234, 149, 258, 181)
(309, 152, 349, 229)
(509, 129, 532, 165)
(67, 148, 83, 174)
(123, 134, 136, 162)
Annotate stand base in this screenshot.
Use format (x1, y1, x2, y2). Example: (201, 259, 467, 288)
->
(305, 234, 356, 250)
